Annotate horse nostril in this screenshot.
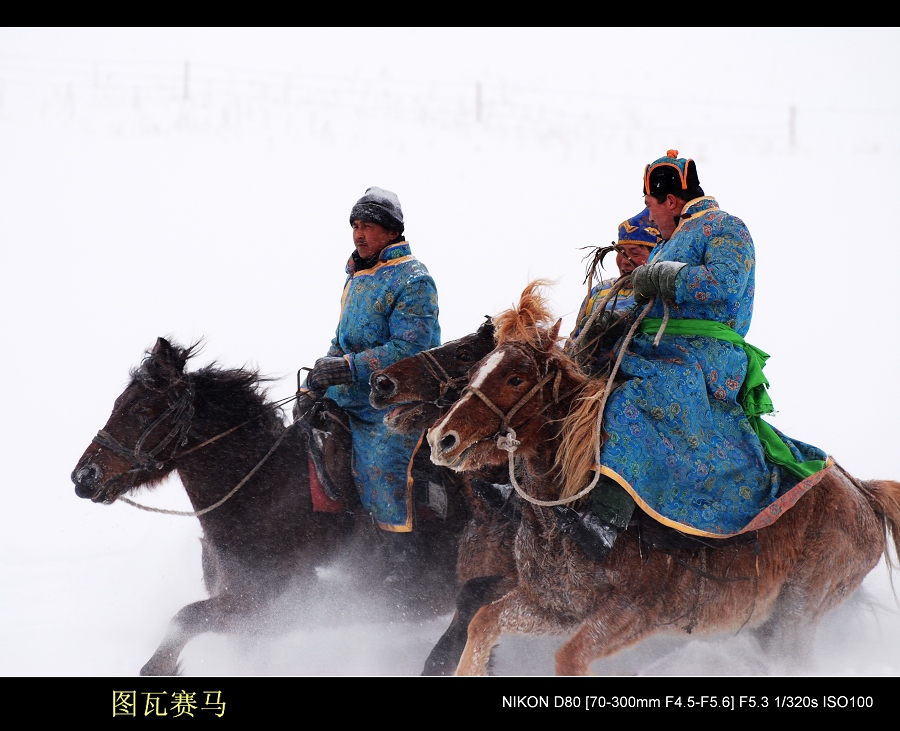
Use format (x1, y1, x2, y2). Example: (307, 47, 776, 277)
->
(373, 374, 397, 397)
(73, 463, 101, 487)
(72, 463, 102, 498)
(439, 433, 458, 453)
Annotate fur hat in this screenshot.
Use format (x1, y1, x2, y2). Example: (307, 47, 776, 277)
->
(643, 150, 703, 199)
(618, 207, 661, 248)
(349, 187, 404, 234)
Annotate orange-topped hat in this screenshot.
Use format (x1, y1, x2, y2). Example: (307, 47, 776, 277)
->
(643, 150, 703, 198)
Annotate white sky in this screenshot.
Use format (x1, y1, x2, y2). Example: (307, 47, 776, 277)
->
(1, 27, 898, 677)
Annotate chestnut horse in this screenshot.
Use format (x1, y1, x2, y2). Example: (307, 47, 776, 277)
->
(71, 338, 464, 675)
(427, 285, 900, 675)
(370, 317, 519, 675)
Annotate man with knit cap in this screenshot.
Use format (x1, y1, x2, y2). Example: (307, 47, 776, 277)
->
(563, 152, 827, 560)
(299, 187, 440, 569)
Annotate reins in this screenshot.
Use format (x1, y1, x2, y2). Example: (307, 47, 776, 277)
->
(119, 422, 295, 517)
(415, 349, 470, 406)
(96, 378, 299, 517)
(498, 295, 667, 508)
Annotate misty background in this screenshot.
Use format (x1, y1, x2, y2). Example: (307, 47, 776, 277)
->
(1, 27, 898, 676)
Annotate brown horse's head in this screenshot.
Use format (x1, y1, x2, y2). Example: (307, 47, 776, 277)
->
(369, 317, 495, 434)
(428, 281, 584, 472)
(71, 337, 199, 504)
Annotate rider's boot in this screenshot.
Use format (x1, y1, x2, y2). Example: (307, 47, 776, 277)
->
(381, 529, 418, 587)
(554, 476, 635, 562)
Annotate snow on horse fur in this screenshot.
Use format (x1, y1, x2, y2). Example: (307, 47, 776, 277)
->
(427, 282, 900, 675)
(71, 337, 465, 675)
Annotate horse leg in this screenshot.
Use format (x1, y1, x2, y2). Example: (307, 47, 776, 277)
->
(140, 593, 252, 676)
(457, 589, 566, 676)
(422, 574, 515, 676)
(554, 602, 655, 676)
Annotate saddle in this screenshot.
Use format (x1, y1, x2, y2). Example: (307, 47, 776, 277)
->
(297, 397, 357, 511)
(298, 397, 462, 521)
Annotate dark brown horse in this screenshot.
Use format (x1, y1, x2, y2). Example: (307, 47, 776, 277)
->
(427, 287, 900, 675)
(370, 318, 520, 675)
(71, 337, 464, 675)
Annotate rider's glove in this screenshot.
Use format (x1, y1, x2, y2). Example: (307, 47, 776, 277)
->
(307, 356, 353, 390)
(292, 389, 320, 422)
(631, 261, 686, 304)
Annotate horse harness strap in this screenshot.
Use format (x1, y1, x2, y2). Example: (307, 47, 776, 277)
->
(463, 367, 560, 440)
(120, 423, 297, 517)
(93, 383, 195, 474)
(93, 376, 299, 517)
(415, 349, 469, 404)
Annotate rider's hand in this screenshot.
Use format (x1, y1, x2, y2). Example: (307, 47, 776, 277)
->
(307, 356, 353, 390)
(292, 389, 319, 422)
(631, 261, 686, 303)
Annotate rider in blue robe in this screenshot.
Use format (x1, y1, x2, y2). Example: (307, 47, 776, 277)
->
(591, 153, 826, 541)
(301, 188, 440, 534)
(568, 208, 659, 374)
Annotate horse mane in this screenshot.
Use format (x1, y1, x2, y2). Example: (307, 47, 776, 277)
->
(492, 281, 604, 501)
(554, 377, 608, 502)
(493, 279, 561, 351)
(131, 339, 284, 436)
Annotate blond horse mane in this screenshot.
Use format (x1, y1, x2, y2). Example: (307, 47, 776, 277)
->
(491, 280, 609, 503)
(554, 378, 608, 502)
(492, 279, 561, 350)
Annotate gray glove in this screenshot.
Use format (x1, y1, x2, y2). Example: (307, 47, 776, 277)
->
(307, 357, 352, 390)
(631, 261, 687, 303)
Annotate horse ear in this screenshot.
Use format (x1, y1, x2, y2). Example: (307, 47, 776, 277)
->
(152, 337, 173, 359)
(148, 337, 187, 378)
(547, 318, 563, 348)
(479, 316, 495, 338)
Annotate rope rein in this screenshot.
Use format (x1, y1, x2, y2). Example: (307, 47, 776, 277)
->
(499, 295, 667, 508)
(100, 378, 300, 517)
(415, 349, 470, 405)
(119, 423, 296, 517)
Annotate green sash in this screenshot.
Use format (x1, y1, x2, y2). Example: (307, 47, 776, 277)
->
(639, 318, 826, 480)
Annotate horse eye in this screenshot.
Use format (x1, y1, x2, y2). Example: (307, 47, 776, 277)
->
(456, 348, 474, 362)
(131, 403, 153, 422)
(508, 377, 524, 387)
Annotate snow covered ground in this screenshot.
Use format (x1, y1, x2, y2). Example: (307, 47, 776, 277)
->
(1, 28, 899, 678)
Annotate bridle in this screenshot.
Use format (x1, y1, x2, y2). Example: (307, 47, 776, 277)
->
(92, 381, 196, 483)
(459, 343, 576, 450)
(90, 375, 297, 515)
(414, 349, 472, 407)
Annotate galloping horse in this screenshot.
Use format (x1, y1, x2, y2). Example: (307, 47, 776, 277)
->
(427, 284, 900, 675)
(71, 337, 464, 675)
(370, 317, 519, 675)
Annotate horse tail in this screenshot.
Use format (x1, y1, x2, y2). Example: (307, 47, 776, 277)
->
(555, 378, 608, 502)
(860, 479, 900, 574)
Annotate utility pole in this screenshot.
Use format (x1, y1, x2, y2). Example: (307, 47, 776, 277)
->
(789, 105, 796, 148)
(476, 82, 482, 123)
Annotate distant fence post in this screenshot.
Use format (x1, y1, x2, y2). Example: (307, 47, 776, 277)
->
(789, 104, 796, 147)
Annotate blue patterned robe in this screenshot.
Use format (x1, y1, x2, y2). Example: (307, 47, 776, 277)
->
(570, 277, 638, 341)
(324, 242, 440, 530)
(599, 197, 826, 536)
